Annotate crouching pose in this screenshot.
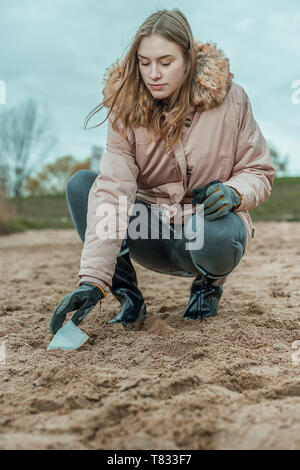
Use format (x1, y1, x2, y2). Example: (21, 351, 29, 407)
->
(49, 8, 275, 334)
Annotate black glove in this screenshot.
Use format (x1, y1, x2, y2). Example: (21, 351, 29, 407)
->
(192, 180, 241, 220)
(49, 282, 105, 334)
(192, 180, 222, 205)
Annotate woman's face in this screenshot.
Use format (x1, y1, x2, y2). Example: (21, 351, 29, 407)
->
(137, 34, 187, 104)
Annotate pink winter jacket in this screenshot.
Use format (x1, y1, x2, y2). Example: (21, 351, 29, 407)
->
(78, 41, 275, 290)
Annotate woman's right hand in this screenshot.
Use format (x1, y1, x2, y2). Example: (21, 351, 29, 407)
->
(49, 282, 105, 334)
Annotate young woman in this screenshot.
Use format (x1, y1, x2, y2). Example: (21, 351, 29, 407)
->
(49, 9, 275, 335)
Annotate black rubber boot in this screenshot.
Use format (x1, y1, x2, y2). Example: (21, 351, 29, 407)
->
(108, 240, 147, 330)
(182, 274, 224, 321)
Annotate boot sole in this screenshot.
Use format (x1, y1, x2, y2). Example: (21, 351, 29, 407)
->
(122, 304, 147, 331)
(183, 311, 218, 321)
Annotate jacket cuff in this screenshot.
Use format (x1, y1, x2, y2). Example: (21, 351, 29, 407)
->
(228, 186, 242, 211)
(78, 275, 109, 292)
(223, 182, 244, 211)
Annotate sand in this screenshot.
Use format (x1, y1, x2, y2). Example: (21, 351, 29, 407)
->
(0, 222, 300, 450)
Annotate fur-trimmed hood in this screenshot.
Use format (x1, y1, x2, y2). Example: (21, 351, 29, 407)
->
(102, 40, 234, 118)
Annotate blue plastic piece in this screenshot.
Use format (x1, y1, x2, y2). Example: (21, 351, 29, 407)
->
(47, 319, 89, 351)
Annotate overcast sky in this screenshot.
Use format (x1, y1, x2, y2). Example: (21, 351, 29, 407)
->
(1, 0, 300, 174)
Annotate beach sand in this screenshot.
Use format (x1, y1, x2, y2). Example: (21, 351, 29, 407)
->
(0, 222, 300, 450)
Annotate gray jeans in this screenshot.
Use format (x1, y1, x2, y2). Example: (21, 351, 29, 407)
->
(66, 170, 248, 282)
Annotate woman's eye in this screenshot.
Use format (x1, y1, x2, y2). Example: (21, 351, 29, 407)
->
(141, 63, 170, 67)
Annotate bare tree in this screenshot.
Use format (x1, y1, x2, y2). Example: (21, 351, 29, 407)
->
(0, 98, 57, 198)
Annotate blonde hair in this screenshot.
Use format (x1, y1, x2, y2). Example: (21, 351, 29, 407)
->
(83, 8, 197, 152)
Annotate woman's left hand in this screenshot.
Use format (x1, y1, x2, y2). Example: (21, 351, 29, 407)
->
(193, 182, 241, 221)
(203, 183, 241, 220)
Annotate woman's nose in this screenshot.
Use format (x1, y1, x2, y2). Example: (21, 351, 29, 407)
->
(149, 66, 162, 79)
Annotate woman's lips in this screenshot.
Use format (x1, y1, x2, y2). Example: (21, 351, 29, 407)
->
(150, 84, 165, 89)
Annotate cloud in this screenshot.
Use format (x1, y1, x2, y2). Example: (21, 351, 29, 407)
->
(0, 0, 299, 173)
